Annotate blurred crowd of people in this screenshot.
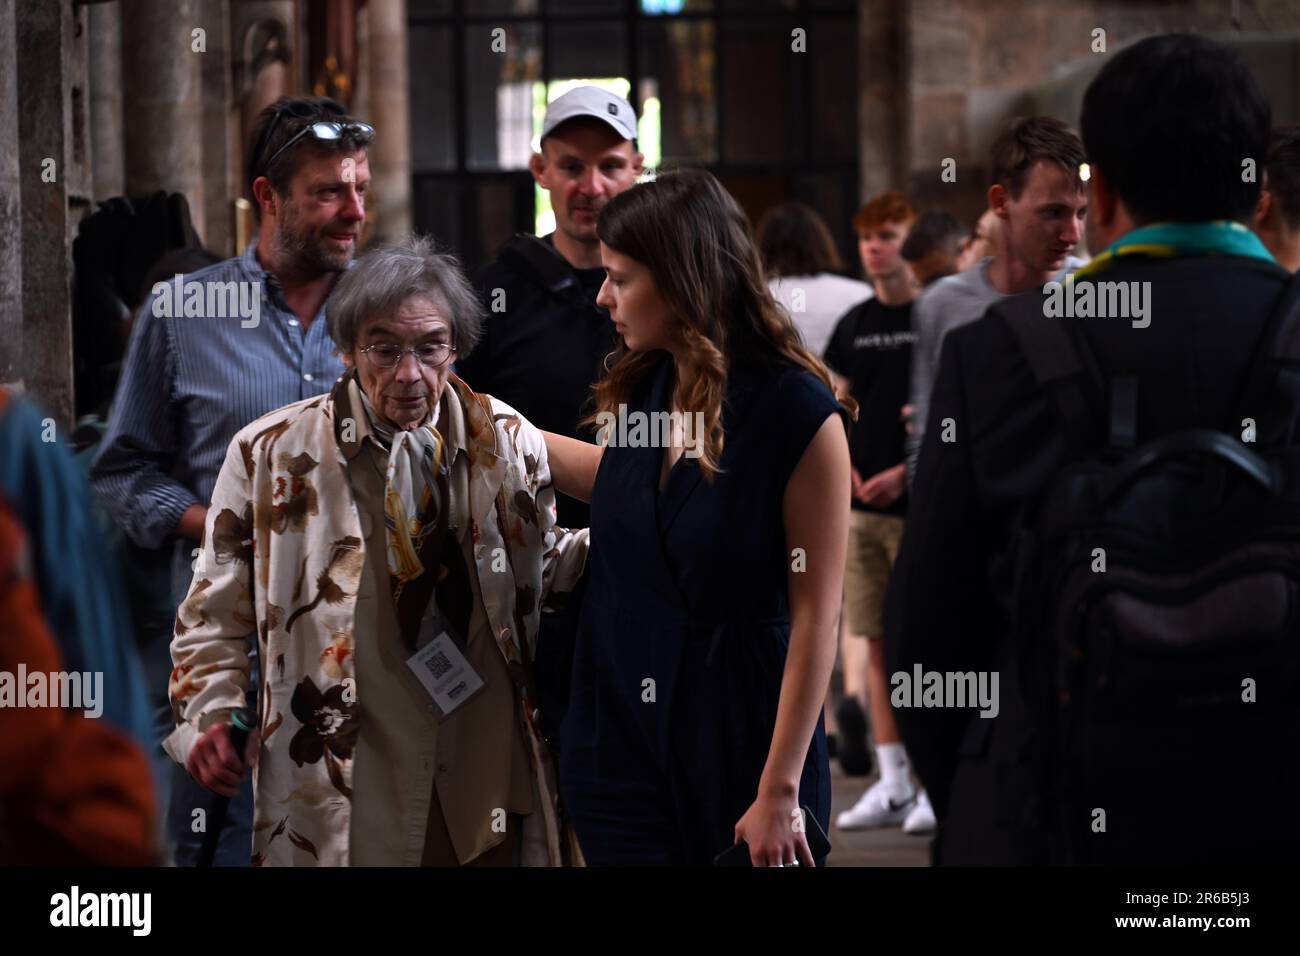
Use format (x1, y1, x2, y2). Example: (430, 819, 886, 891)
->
(4, 31, 1299, 867)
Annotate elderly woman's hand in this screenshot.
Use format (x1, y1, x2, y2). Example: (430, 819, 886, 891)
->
(188, 721, 260, 797)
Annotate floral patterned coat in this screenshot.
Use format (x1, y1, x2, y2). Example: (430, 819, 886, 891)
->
(162, 374, 589, 866)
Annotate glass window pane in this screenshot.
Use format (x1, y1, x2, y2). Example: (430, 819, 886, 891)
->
(407, 0, 454, 17)
(551, 0, 622, 14)
(641, 0, 713, 11)
(810, 18, 856, 161)
(720, 19, 798, 163)
(464, 22, 542, 171)
(465, 0, 539, 15)
(547, 20, 627, 84)
(411, 176, 534, 274)
(412, 175, 461, 254)
(638, 19, 716, 165)
(477, 178, 525, 266)
(720, 0, 795, 10)
(408, 26, 456, 172)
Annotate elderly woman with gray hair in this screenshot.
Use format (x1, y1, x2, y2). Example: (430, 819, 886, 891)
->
(163, 235, 589, 867)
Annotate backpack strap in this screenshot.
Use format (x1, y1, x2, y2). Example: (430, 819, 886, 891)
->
(1234, 270, 1300, 447)
(498, 233, 581, 303)
(1002, 301, 1105, 451)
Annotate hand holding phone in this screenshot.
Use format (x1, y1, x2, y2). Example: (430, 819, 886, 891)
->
(713, 805, 832, 867)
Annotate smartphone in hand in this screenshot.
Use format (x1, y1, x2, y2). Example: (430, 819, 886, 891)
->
(713, 805, 832, 867)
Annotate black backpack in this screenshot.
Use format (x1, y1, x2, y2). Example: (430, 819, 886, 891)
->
(1001, 272, 1300, 864)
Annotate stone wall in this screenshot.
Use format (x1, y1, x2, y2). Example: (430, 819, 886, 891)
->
(864, 0, 1300, 225)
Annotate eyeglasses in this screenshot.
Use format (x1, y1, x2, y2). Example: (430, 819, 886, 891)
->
(262, 120, 376, 173)
(359, 343, 456, 369)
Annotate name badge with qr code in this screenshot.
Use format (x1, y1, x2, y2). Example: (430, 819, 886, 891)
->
(406, 631, 485, 716)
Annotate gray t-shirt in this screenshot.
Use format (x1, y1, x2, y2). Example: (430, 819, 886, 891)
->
(906, 256, 1085, 482)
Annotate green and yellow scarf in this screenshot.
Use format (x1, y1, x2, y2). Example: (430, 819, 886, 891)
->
(1074, 220, 1275, 278)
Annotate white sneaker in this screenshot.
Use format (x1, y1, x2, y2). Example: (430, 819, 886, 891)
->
(835, 778, 915, 830)
(902, 789, 936, 835)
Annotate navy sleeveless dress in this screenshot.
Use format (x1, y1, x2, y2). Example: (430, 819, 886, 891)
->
(559, 350, 844, 865)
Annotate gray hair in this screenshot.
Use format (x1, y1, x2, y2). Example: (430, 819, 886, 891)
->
(327, 234, 485, 357)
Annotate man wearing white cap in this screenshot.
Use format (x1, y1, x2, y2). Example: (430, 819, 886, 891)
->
(457, 86, 644, 531)
(456, 87, 642, 753)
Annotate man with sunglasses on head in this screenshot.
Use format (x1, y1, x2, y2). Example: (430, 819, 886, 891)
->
(91, 95, 374, 866)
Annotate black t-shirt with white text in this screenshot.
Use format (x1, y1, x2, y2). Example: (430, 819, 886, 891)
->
(823, 297, 915, 516)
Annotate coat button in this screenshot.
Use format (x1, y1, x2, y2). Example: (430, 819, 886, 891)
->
(500, 626, 512, 640)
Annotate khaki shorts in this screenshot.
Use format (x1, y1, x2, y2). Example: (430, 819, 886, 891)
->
(843, 510, 904, 637)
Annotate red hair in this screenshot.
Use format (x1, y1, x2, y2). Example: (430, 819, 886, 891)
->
(852, 190, 916, 235)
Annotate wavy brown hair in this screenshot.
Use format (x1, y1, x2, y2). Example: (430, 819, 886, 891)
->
(588, 168, 856, 479)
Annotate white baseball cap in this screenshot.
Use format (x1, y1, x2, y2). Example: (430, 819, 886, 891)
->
(541, 86, 638, 142)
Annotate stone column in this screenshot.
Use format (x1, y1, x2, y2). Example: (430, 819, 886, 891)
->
(121, 0, 206, 239)
(364, 0, 411, 241)
(66, 2, 94, 214)
(197, 0, 235, 256)
(352, 0, 370, 125)
(905, 0, 978, 217)
(0, 0, 22, 390)
(233, 0, 298, 217)
(235, 0, 299, 124)
(858, 0, 908, 204)
(16, 0, 78, 424)
(87, 0, 124, 202)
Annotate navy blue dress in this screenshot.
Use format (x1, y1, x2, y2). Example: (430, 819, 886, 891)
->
(559, 350, 844, 865)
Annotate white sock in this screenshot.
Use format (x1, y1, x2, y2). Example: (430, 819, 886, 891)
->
(876, 743, 912, 790)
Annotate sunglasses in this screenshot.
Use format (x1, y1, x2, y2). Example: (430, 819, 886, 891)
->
(262, 120, 375, 172)
(255, 102, 375, 180)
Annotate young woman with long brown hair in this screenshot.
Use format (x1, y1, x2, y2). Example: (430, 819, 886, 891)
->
(543, 169, 854, 866)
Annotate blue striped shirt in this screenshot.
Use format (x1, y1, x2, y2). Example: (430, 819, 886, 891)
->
(91, 239, 345, 601)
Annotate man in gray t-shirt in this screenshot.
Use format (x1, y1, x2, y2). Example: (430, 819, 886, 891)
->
(907, 252, 1082, 479)
(905, 117, 1092, 482)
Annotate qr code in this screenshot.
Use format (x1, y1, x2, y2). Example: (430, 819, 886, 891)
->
(424, 650, 453, 680)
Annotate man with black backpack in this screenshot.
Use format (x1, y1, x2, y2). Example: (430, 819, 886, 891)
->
(885, 33, 1300, 865)
(457, 86, 644, 530)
